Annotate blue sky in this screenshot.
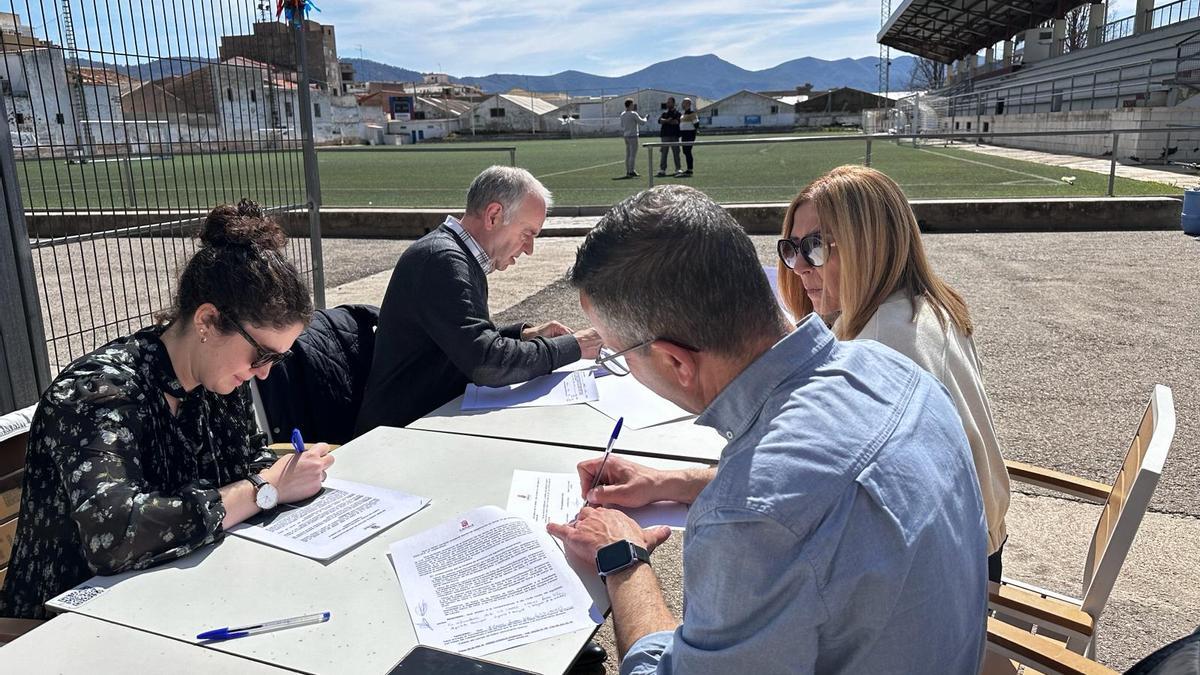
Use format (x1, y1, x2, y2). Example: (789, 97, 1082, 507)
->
(24, 0, 1142, 75)
(321, 0, 1142, 76)
(325, 1, 882, 76)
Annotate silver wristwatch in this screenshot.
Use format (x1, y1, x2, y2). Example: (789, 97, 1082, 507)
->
(247, 473, 279, 510)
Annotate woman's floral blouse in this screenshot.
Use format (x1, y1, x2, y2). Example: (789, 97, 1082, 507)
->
(0, 325, 275, 619)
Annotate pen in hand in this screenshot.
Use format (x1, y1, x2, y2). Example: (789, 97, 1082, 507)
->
(585, 417, 624, 507)
(291, 428, 305, 455)
(196, 611, 331, 641)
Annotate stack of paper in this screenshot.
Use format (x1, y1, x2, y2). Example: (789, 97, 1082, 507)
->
(506, 470, 688, 528)
(231, 478, 429, 561)
(462, 370, 598, 411)
(389, 506, 599, 656)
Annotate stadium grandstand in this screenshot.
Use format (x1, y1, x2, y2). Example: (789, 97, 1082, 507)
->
(875, 0, 1200, 163)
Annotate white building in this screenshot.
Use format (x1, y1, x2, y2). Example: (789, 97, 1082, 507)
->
(385, 118, 457, 143)
(465, 93, 558, 134)
(1, 47, 78, 153)
(698, 90, 795, 129)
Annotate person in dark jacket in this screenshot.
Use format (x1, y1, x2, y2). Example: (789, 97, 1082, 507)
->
(355, 166, 602, 434)
(656, 97, 682, 177)
(256, 304, 379, 445)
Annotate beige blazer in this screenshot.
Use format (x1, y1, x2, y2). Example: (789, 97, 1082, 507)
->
(846, 292, 1010, 555)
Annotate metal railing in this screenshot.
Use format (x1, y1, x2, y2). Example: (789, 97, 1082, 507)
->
(1102, 15, 1136, 44)
(915, 55, 1179, 123)
(1151, 0, 1200, 30)
(643, 127, 1200, 196)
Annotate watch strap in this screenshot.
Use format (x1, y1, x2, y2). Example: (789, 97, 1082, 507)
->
(598, 540, 652, 581)
(247, 473, 267, 490)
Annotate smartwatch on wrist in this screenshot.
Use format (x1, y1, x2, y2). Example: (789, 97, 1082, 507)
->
(247, 473, 278, 510)
(596, 539, 651, 580)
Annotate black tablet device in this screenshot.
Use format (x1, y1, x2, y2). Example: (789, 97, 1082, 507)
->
(387, 645, 538, 674)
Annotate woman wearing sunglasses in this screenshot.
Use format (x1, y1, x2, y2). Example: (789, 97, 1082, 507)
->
(776, 165, 1010, 583)
(0, 200, 334, 620)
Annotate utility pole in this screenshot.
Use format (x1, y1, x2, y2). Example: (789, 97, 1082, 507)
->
(60, 0, 92, 161)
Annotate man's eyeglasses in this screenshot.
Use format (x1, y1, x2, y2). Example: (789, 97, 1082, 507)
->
(594, 337, 699, 377)
(223, 314, 291, 369)
(777, 232, 834, 269)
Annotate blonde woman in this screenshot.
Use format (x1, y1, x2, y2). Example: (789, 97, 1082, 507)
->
(776, 165, 1010, 582)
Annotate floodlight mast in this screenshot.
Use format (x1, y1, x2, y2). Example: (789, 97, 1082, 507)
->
(878, 0, 892, 97)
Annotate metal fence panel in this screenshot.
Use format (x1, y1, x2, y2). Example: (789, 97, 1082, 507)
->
(0, 0, 322, 382)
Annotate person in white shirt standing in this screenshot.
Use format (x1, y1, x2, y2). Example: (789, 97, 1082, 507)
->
(677, 98, 698, 176)
(776, 164, 1012, 583)
(620, 99, 648, 178)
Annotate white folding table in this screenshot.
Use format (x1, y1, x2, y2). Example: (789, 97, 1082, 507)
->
(0, 613, 302, 673)
(410, 392, 726, 464)
(52, 427, 705, 675)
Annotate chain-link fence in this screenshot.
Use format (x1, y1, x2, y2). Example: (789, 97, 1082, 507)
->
(0, 0, 323, 395)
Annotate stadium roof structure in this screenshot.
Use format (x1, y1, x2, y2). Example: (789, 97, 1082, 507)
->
(878, 0, 1094, 63)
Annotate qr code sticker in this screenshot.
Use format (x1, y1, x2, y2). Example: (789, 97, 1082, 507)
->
(53, 585, 106, 608)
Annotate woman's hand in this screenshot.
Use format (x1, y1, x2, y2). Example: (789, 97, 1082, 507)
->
(260, 443, 335, 503)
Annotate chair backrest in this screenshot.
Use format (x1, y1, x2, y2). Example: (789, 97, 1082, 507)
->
(1080, 384, 1175, 617)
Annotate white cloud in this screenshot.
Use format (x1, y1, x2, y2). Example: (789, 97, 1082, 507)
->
(321, 0, 884, 76)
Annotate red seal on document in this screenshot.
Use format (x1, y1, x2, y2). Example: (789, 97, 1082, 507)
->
(460, 519, 471, 529)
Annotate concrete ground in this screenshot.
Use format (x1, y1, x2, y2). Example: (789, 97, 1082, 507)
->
(323, 226, 1200, 673)
(959, 144, 1200, 189)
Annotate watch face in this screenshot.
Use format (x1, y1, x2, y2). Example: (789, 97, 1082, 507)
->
(596, 541, 633, 574)
(255, 483, 278, 510)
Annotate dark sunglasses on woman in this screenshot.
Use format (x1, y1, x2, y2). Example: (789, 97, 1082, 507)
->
(777, 232, 834, 269)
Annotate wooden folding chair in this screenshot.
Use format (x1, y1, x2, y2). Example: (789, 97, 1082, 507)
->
(984, 618, 1118, 675)
(990, 385, 1176, 657)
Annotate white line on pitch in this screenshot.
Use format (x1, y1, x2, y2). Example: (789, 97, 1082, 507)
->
(536, 160, 625, 178)
(916, 148, 1060, 184)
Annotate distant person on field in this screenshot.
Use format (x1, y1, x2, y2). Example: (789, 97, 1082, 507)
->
(656, 96, 681, 177)
(776, 165, 1011, 581)
(548, 184, 987, 674)
(620, 98, 648, 178)
(356, 166, 602, 434)
(677, 98, 698, 177)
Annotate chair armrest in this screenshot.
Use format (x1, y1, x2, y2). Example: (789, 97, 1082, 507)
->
(1006, 460, 1111, 504)
(987, 617, 1116, 675)
(990, 583, 1094, 637)
(0, 617, 46, 643)
(267, 443, 341, 456)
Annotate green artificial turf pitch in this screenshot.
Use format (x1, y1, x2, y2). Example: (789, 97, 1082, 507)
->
(15, 133, 1177, 211)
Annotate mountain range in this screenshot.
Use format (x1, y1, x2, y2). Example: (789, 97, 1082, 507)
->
(346, 53, 918, 100)
(87, 53, 919, 100)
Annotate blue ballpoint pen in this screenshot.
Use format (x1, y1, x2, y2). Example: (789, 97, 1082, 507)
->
(585, 417, 624, 507)
(196, 611, 331, 641)
(291, 428, 305, 455)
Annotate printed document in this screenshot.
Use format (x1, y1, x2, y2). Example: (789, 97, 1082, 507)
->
(587, 372, 692, 429)
(462, 370, 599, 411)
(389, 505, 598, 656)
(232, 478, 429, 561)
(507, 470, 688, 528)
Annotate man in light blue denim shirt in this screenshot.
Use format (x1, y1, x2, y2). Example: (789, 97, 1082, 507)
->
(548, 185, 988, 674)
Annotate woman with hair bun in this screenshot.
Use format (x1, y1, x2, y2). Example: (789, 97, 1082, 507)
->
(0, 199, 333, 620)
